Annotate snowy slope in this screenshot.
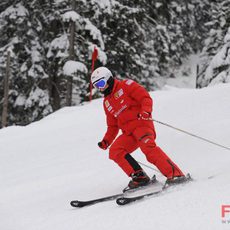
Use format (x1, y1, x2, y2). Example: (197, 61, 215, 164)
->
(0, 84, 230, 230)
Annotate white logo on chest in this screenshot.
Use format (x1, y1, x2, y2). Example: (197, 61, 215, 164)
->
(114, 104, 127, 117)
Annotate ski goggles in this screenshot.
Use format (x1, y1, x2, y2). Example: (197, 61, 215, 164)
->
(93, 78, 107, 89)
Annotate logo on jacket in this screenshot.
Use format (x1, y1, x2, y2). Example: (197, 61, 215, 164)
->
(105, 100, 110, 108)
(114, 104, 127, 117)
(105, 100, 113, 112)
(114, 89, 124, 99)
(125, 79, 134, 85)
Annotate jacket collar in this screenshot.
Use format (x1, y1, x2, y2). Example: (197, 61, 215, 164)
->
(104, 79, 119, 98)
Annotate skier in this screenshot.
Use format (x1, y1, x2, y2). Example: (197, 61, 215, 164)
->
(91, 66, 186, 190)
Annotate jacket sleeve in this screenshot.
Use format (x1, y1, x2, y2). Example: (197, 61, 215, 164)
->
(103, 107, 119, 145)
(124, 80, 153, 113)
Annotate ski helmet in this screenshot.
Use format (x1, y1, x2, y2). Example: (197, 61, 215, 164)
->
(91, 67, 113, 89)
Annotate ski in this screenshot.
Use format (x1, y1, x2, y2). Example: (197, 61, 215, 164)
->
(116, 189, 163, 205)
(70, 174, 192, 207)
(70, 175, 158, 208)
(70, 193, 123, 208)
(116, 173, 192, 206)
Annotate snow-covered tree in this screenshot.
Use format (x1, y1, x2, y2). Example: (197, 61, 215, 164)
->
(84, 0, 161, 90)
(1, 0, 229, 126)
(0, 0, 107, 125)
(49, 0, 107, 104)
(199, 28, 230, 87)
(0, 2, 52, 126)
(197, 0, 230, 87)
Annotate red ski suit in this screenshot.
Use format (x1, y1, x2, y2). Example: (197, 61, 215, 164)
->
(102, 79, 183, 178)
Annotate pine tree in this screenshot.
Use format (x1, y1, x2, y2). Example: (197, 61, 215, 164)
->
(197, 0, 230, 87)
(0, 0, 107, 125)
(86, 0, 161, 90)
(48, 0, 107, 104)
(0, 2, 52, 126)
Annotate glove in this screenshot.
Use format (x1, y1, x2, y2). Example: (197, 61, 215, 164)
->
(98, 139, 109, 150)
(138, 111, 152, 120)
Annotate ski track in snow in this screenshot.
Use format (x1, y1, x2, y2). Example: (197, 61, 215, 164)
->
(0, 83, 230, 230)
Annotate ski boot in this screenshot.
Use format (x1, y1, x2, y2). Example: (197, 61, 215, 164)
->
(165, 173, 192, 187)
(125, 169, 150, 192)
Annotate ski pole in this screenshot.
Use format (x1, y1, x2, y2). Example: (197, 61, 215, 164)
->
(153, 119, 230, 151)
(137, 161, 160, 173)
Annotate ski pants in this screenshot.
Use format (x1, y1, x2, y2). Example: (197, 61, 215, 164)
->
(109, 126, 184, 178)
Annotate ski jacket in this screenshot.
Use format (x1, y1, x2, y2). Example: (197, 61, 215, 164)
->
(103, 79, 154, 144)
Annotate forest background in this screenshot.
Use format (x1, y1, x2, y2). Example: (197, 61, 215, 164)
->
(0, 0, 229, 127)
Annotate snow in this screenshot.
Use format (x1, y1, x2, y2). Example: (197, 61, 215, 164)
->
(63, 60, 88, 76)
(1, 83, 230, 230)
(31, 47, 42, 63)
(0, 3, 28, 20)
(91, 0, 113, 13)
(164, 54, 200, 88)
(25, 87, 51, 112)
(62, 11, 81, 22)
(47, 34, 69, 58)
(224, 27, 230, 43)
(88, 44, 107, 64)
(14, 94, 26, 107)
(28, 64, 48, 79)
(204, 40, 230, 85)
(198, 27, 230, 87)
(84, 19, 105, 50)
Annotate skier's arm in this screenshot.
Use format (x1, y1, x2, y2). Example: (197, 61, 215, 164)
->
(125, 80, 153, 114)
(102, 111, 119, 146)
